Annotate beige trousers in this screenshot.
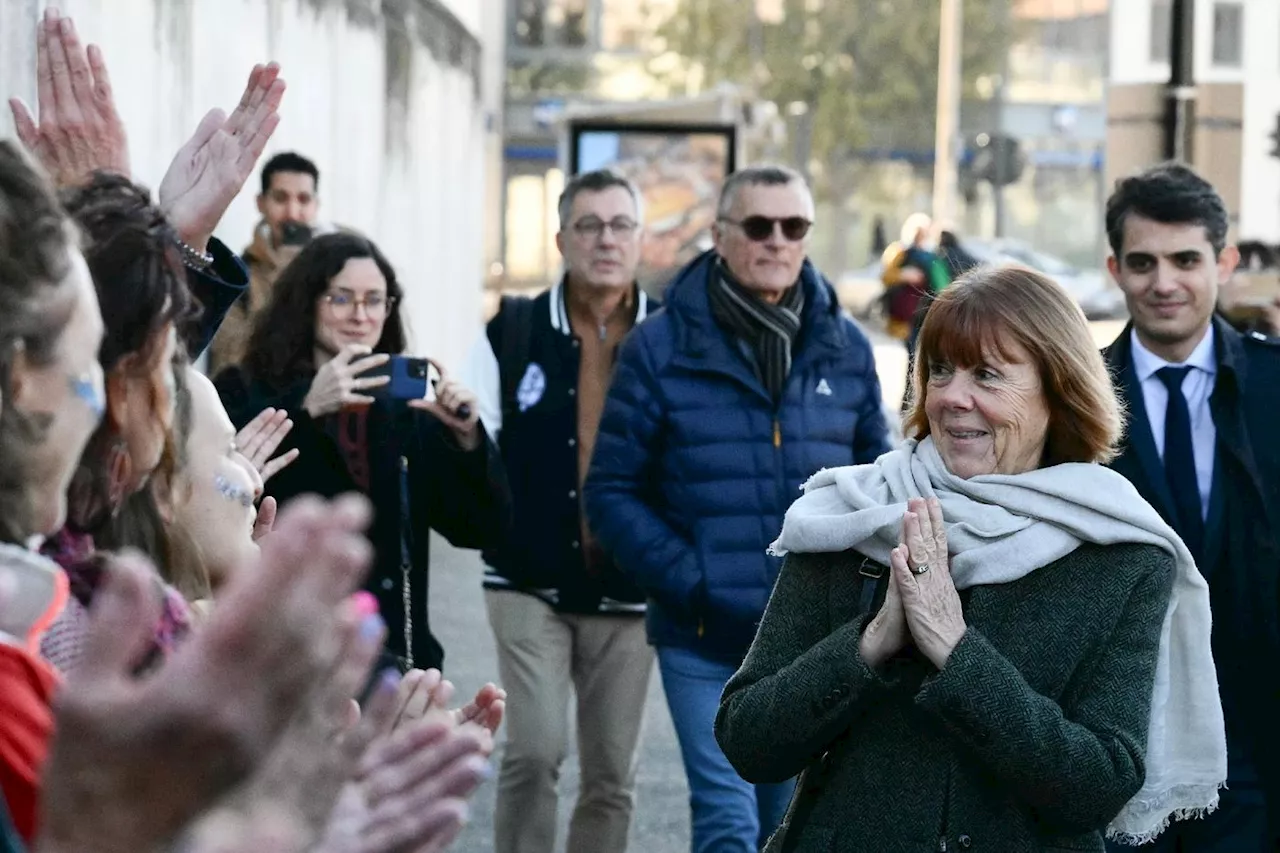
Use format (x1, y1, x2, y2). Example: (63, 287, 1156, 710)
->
(485, 589, 654, 853)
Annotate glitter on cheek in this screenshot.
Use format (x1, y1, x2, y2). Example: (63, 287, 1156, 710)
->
(214, 474, 255, 509)
(69, 374, 105, 418)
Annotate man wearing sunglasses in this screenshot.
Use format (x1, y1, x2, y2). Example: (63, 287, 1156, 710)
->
(586, 165, 892, 853)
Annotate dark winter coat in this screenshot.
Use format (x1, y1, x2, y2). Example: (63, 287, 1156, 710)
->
(214, 368, 511, 671)
(1104, 318, 1280, 843)
(584, 250, 892, 662)
(717, 543, 1174, 852)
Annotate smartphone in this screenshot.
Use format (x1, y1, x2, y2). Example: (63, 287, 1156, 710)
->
(280, 221, 314, 246)
(363, 356, 435, 401)
(361, 356, 472, 418)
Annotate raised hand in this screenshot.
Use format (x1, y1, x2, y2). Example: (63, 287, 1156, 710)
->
(858, 543, 910, 670)
(892, 497, 966, 669)
(453, 683, 507, 748)
(38, 495, 375, 853)
(158, 63, 286, 251)
(236, 407, 299, 484)
(222, 593, 392, 838)
(352, 716, 491, 853)
(8, 9, 129, 187)
(388, 669, 506, 753)
(252, 496, 278, 543)
(304, 345, 390, 418)
(314, 681, 495, 853)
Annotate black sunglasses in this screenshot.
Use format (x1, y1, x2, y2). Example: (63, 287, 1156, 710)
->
(719, 215, 812, 242)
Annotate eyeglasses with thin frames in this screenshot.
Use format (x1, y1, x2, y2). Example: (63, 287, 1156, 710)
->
(718, 215, 812, 242)
(322, 291, 396, 318)
(570, 216, 640, 241)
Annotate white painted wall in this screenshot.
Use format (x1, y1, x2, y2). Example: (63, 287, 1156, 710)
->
(1108, 0, 1280, 240)
(0, 0, 498, 370)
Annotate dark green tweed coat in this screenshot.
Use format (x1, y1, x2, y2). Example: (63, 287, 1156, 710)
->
(715, 542, 1175, 853)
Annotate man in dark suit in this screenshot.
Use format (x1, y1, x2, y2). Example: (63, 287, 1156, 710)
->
(1102, 162, 1280, 851)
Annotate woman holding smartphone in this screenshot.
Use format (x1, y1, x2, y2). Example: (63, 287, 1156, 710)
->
(214, 233, 512, 672)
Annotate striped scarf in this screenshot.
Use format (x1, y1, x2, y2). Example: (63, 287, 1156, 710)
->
(707, 259, 805, 400)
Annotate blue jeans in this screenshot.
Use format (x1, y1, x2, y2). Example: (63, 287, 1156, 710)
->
(657, 645, 796, 853)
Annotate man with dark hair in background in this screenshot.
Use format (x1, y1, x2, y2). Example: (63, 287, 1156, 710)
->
(1102, 162, 1280, 851)
(207, 151, 326, 374)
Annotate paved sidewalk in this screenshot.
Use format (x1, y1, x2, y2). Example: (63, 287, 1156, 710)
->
(430, 535, 690, 853)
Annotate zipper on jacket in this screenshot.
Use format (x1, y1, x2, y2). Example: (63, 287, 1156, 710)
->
(772, 418, 781, 448)
(697, 618, 705, 638)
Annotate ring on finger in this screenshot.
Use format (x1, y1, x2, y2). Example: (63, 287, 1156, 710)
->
(910, 562, 931, 575)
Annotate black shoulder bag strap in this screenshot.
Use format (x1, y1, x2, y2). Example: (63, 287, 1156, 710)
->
(497, 294, 536, 423)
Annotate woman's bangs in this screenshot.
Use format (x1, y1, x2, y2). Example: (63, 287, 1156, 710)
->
(919, 293, 1021, 370)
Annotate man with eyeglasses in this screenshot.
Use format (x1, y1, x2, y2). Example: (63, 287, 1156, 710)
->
(464, 169, 657, 853)
(584, 165, 892, 853)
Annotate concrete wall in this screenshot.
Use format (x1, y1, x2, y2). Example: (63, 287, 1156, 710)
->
(1, 0, 497, 370)
(1108, 0, 1280, 242)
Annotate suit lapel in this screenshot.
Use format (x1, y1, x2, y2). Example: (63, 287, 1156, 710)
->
(1204, 321, 1265, 575)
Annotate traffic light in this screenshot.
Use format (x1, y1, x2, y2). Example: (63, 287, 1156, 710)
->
(964, 133, 1026, 188)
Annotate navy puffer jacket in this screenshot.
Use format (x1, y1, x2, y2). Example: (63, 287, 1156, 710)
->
(584, 250, 892, 663)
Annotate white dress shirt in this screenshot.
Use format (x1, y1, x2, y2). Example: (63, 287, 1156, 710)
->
(1130, 326, 1217, 519)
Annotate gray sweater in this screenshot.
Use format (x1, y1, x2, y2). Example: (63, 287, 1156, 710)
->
(715, 542, 1174, 852)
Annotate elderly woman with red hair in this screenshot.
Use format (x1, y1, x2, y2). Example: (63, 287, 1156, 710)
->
(716, 265, 1227, 851)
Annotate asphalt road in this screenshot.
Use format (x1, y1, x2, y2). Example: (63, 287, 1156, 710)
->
(430, 317, 1130, 853)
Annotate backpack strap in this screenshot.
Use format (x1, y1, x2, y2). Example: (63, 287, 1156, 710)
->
(496, 294, 536, 423)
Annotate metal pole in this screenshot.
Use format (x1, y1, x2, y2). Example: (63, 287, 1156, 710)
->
(993, 78, 1008, 238)
(1164, 0, 1196, 161)
(748, 1, 764, 88)
(993, 0, 1012, 238)
(933, 0, 963, 225)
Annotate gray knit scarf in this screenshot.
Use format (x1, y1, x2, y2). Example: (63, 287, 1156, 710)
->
(707, 259, 805, 400)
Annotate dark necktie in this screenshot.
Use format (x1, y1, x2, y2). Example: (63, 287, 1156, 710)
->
(1156, 366, 1204, 561)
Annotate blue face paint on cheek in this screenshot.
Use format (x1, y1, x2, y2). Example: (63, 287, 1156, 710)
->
(214, 474, 255, 509)
(69, 374, 105, 418)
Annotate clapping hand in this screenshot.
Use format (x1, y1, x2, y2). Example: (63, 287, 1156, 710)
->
(857, 544, 910, 670)
(889, 497, 967, 669)
(38, 495, 376, 853)
(158, 63, 286, 251)
(389, 668, 506, 755)
(9, 9, 130, 187)
(236, 407, 299, 484)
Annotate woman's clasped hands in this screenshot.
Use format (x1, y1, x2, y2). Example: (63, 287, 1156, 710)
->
(858, 497, 968, 671)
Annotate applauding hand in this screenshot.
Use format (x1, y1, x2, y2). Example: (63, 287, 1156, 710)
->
(9, 9, 129, 187)
(890, 497, 967, 669)
(159, 63, 286, 251)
